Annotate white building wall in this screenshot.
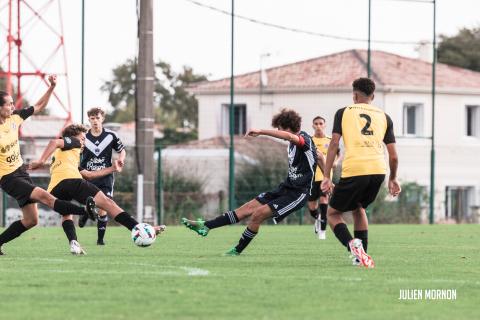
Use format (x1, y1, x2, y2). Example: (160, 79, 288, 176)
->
(196, 90, 480, 222)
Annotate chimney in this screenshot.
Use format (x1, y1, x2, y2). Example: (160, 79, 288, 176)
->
(416, 41, 433, 63)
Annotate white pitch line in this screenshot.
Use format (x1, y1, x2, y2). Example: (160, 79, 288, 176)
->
(180, 267, 209, 276)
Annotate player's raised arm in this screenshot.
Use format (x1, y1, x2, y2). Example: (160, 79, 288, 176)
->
(29, 138, 64, 170)
(245, 129, 304, 146)
(33, 75, 57, 115)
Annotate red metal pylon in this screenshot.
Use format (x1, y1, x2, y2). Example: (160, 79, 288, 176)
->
(0, 0, 71, 125)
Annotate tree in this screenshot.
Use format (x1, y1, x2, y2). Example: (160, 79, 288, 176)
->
(438, 27, 480, 72)
(100, 59, 207, 129)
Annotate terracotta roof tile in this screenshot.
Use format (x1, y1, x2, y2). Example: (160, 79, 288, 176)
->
(192, 49, 480, 92)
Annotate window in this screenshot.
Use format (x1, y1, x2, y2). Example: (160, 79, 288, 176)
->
(222, 104, 246, 135)
(445, 186, 475, 223)
(466, 105, 479, 137)
(403, 103, 423, 136)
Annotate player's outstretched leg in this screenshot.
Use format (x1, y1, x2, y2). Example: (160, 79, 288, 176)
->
(181, 218, 209, 237)
(182, 210, 240, 237)
(225, 204, 271, 256)
(30, 187, 97, 220)
(92, 191, 165, 235)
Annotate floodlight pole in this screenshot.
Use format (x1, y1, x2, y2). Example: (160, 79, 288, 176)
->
(429, 0, 436, 224)
(81, 0, 85, 123)
(228, 0, 236, 210)
(367, 0, 371, 78)
(136, 0, 156, 223)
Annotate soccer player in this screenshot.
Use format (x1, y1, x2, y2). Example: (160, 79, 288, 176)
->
(307, 116, 339, 240)
(78, 107, 126, 245)
(321, 78, 401, 268)
(29, 124, 164, 254)
(181, 108, 317, 255)
(0, 76, 97, 256)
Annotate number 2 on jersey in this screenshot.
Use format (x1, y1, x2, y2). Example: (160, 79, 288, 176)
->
(359, 114, 374, 135)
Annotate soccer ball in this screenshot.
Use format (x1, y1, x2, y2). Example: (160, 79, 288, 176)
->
(131, 223, 156, 247)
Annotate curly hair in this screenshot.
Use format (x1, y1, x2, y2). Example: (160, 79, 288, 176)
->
(62, 124, 88, 137)
(271, 108, 302, 132)
(87, 107, 105, 118)
(352, 77, 375, 96)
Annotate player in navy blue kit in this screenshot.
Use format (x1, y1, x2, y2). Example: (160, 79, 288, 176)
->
(182, 108, 317, 255)
(79, 107, 126, 245)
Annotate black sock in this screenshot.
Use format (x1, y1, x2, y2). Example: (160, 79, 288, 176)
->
(53, 199, 85, 216)
(309, 208, 319, 219)
(97, 215, 108, 241)
(354, 230, 368, 253)
(114, 212, 138, 231)
(62, 220, 77, 242)
(333, 223, 353, 251)
(204, 211, 239, 229)
(319, 204, 328, 231)
(234, 227, 257, 253)
(0, 220, 28, 246)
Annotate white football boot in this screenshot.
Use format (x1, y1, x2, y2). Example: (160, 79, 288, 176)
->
(70, 240, 86, 255)
(348, 238, 374, 268)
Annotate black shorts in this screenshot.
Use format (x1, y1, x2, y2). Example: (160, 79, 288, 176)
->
(0, 165, 36, 207)
(256, 183, 308, 223)
(50, 179, 101, 204)
(329, 174, 385, 212)
(308, 181, 327, 201)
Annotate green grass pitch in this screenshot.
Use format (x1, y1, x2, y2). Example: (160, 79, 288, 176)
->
(0, 224, 478, 320)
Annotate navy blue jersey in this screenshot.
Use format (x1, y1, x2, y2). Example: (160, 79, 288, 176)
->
(80, 128, 125, 186)
(283, 131, 317, 193)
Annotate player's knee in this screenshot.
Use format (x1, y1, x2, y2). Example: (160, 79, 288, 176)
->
(307, 202, 317, 211)
(23, 216, 38, 228)
(61, 215, 73, 222)
(251, 210, 267, 225)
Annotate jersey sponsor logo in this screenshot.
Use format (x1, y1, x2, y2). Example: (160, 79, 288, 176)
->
(85, 157, 107, 171)
(85, 134, 113, 156)
(6, 151, 20, 164)
(0, 140, 18, 153)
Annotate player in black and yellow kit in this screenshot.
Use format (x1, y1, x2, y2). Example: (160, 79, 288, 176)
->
(0, 76, 97, 255)
(307, 116, 339, 240)
(321, 78, 401, 268)
(30, 124, 165, 254)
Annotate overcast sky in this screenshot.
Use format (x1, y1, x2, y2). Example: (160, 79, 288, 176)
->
(1, 0, 479, 121)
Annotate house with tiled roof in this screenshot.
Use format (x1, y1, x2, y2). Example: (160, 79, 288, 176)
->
(190, 49, 480, 223)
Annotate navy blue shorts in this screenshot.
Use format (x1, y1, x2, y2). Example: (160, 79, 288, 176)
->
(90, 176, 114, 199)
(256, 183, 308, 223)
